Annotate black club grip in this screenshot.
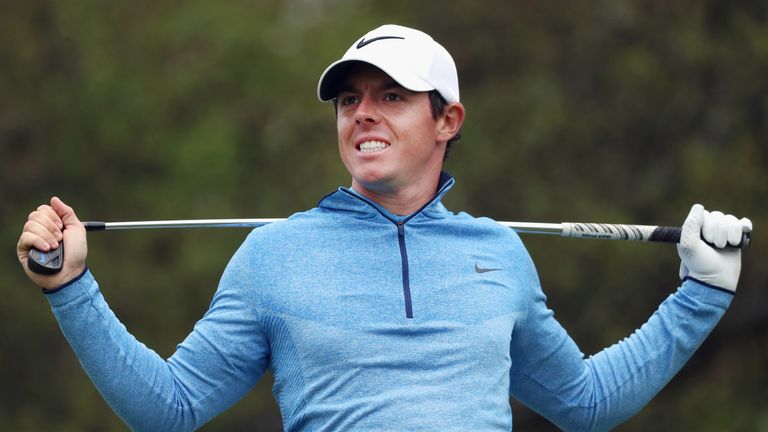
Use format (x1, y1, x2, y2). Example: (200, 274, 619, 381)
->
(650, 226, 751, 249)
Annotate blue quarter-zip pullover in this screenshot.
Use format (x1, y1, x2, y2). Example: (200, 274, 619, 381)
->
(45, 174, 733, 431)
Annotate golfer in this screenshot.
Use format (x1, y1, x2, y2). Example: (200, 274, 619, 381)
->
(18, 24, 752, 431)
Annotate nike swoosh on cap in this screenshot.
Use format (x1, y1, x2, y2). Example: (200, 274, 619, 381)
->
(356, 35, 405, 49)
(475, 263, 501, 274)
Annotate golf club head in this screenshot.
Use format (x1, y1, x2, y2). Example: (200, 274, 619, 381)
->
(27, 245, 64, 275)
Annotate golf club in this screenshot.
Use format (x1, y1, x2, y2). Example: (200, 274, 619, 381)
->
(26, 218, 751, 275)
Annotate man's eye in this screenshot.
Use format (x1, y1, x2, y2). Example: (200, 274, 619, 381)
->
(385, 93, 402, 101)
(340, 95, 359, 105)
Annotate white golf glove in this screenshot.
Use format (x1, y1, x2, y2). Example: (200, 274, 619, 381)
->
(677, 204, 752, 292)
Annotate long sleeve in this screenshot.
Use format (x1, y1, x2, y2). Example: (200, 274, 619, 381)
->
(45, 240, 270, 431)
(509, 277, 733, 431)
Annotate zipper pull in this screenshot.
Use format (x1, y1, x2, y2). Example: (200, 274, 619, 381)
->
(396, 220, 405, 236)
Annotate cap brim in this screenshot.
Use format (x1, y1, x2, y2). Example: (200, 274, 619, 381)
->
(317, 59, 434, 101)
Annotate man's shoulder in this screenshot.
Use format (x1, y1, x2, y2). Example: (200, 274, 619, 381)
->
(242, 207, 341, 242)
(420, 211, 528, 255)
(246, 207, 310, 228)
(449, 211, 523, 236)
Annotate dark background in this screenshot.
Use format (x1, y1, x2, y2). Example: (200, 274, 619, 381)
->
(2, 1, 766, 430)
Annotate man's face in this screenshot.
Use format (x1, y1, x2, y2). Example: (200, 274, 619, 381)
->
(335, 64, 448, 196)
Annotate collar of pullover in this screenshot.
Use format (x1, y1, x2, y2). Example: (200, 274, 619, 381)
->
(318, 172, 455, 223)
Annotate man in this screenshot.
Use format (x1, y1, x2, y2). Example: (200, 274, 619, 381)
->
(17, 24, 752, 431)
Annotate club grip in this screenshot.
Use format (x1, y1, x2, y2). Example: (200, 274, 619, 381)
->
(563, 223, 751, 249)
(646, 226, 682, 243)
(662, 226, 752, 250)
(27, 245, 64, 275)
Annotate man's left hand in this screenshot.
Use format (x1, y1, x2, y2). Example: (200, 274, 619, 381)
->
(677, 204, 752, 292)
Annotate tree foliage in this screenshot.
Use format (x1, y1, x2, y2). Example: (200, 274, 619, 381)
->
(1, 1, 766, 430)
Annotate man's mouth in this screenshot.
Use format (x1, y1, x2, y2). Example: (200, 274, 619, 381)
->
(358, 140, 390, 153)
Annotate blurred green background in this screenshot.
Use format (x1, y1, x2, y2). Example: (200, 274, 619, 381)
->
(2, 1, 766, 430)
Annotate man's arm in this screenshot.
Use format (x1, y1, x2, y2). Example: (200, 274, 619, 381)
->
(508, 204, 751, 430)
(18, 199, 270, 431)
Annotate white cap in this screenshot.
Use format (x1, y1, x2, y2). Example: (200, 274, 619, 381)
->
(317, 24, 460, 103)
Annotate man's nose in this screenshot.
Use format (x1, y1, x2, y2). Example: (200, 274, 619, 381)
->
(354, 97, 380, 124)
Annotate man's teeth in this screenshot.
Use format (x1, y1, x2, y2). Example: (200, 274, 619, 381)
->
(359, 141, 389, 153)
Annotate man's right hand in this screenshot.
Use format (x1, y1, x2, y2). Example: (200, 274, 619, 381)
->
(17, 197, 88, 290)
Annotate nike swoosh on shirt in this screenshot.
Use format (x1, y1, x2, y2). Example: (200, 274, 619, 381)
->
(356, 36, 405, 49)
(475, 263, 501, 274)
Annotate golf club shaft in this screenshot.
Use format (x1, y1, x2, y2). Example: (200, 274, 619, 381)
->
(83, 219, 286, 231)
(82, 218, 748, 245)
(85, 218, 753, 247)
(82, 219, 669, 239)
(27, 218, 750, 275)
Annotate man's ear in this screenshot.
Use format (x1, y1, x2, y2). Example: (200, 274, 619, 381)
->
(436, 102, 465, 142)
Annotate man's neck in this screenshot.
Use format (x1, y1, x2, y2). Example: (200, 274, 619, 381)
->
(351, 177, 441, 216)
